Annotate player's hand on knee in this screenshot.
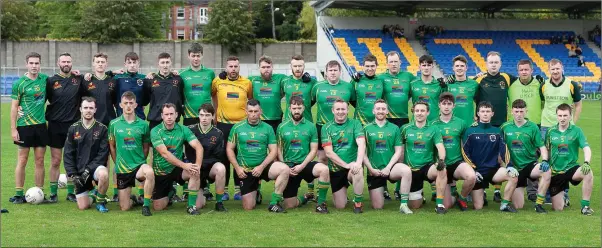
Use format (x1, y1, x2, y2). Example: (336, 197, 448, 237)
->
(351, 163, 362, 175)
(507, 167, 519, 178)
(475, 171, 483, 183)
(539, 160, 550, 172)
(218, 71, 227, 80)
(581, 162, 591, 175)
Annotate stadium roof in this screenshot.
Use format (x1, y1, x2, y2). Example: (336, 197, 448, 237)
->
(312, 1, 602, 15)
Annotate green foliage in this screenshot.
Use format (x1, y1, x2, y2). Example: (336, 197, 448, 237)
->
(77, 1, 172, 43)
(298, 2, 317, 40)
(34, 1, 82, 39)
(251, 1, 302, 40)
(1, 0, 39, 40)
(204, 0, 255, 54)
(32, 1, 172, 42)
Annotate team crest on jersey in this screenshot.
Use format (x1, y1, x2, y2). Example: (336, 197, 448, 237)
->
(88, 82, 96, 90)
(152, 80, 160, 87)
(489, 134, 497, 142)
(73, 131, 81, 140)
(137, 79, 144, 86)
(172, 80, 179, 87)
(93, 131, 100, 139)
(108, 82, 115, 90)
(210, 136, 217, 144)
(53, 82, 62, 89)
(499, 81, 506, 89)
(71, 78, 78, 85)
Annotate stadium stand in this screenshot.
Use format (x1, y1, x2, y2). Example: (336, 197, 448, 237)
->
(328, 29, 601, 93)
(331, 29, 419, 75)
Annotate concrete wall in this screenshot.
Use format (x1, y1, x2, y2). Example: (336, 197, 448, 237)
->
(0, 41, 317, 72)
(321, 16, 601, 39)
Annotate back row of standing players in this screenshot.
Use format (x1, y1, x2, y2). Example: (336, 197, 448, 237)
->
(10, 43, 592, 215)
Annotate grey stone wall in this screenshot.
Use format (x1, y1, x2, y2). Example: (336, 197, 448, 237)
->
(1, 41, 317, 72)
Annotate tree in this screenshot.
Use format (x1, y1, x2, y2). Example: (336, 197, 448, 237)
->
(34, 1, 172, 42)
(1, 0, 38, 40)
(34, 1, 82, 39)
(204, 0, 255, 54)
(78, 1, 172, 42)
(251, 1, 302, 40)
(277, 21, 300, 41)
(297, 2, 316, 39)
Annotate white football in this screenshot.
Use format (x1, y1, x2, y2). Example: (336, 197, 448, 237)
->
(58, 174, 67, 189)
(25, 187, 45, 204)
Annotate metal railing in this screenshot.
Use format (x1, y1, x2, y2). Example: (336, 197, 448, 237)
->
(317, 16, 355, 78)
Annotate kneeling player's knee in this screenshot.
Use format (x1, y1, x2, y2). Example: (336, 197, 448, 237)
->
(120, 203, 131, 211)
(215, 164, 226, 175)
(586, 172, 594, 182)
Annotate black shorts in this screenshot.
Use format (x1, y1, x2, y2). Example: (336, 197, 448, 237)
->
(200, 160, 219, 188)
(410, 165, 434, 193)
(367, 171, 397, 191)
(387, 118, 409, 128)
(152, 167, 187, 200)
(116, 166, 143, 190)
(549, 166, 581, 197)
(446, 160, 463, 184)
(472, 167, 499, 191)
(316, 124, 324, 150)
(15, 123, 48, 147)
(149, 120, 162, 131)
(283, 161, 318, 198)
(330, 168, 351, 193)
(183, 118, 199, 126)
(239, 163, 273, 195)
(263, 119, 282, 134)
(48, 121, 75, 148)
(517, 162, 539, 188)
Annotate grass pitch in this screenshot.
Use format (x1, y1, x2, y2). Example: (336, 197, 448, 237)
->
(1, 101, 600, 247)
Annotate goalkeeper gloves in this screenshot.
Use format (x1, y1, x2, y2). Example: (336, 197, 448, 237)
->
(581, 161, 591, 175)
(436, 77, 447, 88)
(301, 72, 312, 83)
(539, 160, 550, 172)
(351, 72, 363, 82)
(535, 75, 545, 84)
(218, 71, 227, 80)
(507, 166, 519, 178)
(436, 159, 446, 171)
(73, 168, 91, 189)
(475, 172, 483, 183)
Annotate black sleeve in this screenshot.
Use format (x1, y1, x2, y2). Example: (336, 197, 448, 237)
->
(215, 129, 226, 162)
(142, 79, 152, 106)
(46, 77, 53, 103)
(77, 75, 86, 98)
(87, 126, 109, 170)
(63, 126, 77, 176)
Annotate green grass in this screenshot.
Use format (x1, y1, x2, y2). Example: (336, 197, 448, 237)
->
(1, 101, 601, 247)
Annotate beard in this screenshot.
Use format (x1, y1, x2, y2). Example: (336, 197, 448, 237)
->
(60, 65, 72, 74)
(292, 113, 303, 122)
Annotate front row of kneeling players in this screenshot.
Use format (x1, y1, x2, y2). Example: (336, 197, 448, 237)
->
(66, 91, 594, 216)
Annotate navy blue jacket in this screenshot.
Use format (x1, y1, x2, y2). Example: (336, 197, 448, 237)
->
(114, 72, 147, 119)
(461, 122, 511, 174)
